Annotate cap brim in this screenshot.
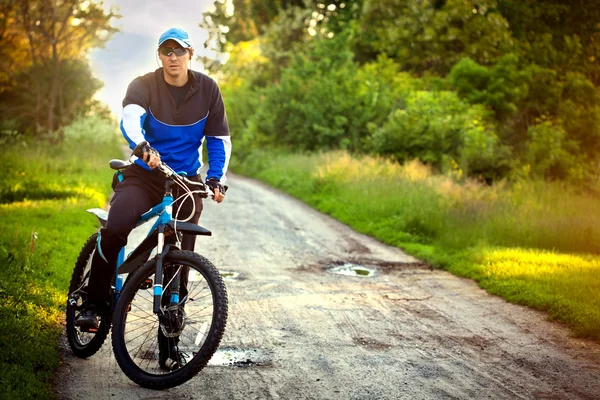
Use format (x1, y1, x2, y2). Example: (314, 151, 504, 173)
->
(158, 37, 192, 48)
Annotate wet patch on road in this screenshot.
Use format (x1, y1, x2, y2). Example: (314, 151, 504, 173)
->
(208, 346, 272, 367)
(298, 259, 430, 276)
(326, 261, 376, 277)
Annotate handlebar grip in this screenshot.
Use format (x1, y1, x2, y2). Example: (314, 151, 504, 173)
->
(133, 141, 150, 158)
(133, 141, 161, 159)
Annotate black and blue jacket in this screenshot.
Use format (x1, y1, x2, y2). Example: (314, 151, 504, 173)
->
(120, 68, 231, 182)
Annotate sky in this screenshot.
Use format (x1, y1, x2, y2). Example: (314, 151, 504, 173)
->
(89, 0, 217, 117)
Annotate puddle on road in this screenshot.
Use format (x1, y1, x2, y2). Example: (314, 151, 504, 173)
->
(208, 347, 271, 367)
(219, 270, 240, 280)
(327, 262, 376, 278)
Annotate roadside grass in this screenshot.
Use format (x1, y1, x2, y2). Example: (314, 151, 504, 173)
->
(0, 128, 121, 399)
(231, 150, 600, 340)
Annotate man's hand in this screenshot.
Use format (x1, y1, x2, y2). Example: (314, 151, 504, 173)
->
(206, 178, 226, 203)
(133, 141, 160, 169)
(143, 151, 161, 169)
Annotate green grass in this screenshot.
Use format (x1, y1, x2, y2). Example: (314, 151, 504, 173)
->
(0, 129, 122, 399)
(231, 150, 600, 340)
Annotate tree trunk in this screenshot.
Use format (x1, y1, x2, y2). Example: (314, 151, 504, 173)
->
(35, 89, 41, 133)
(48, 47, 59, 133)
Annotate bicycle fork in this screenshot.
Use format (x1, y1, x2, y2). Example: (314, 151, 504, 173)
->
(152, 191, 180, 314)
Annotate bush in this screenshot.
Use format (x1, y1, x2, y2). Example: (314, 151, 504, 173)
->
(525, 119, 578, 180)
(366, 90, 508, 179)
(0, 119, 24, 146)
(460, 119, 512, 181)
(245, 34, 364, 151)
(449, 54, 530, 118)
(62, 113, 119, 145)
(559, 72, 600, 160)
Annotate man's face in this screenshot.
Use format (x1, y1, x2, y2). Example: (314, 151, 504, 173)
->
(158, 39, 192, 78)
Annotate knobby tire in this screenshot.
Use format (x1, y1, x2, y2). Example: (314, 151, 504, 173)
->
(65, 233, 111, 358)
(111, 250, 228, 389)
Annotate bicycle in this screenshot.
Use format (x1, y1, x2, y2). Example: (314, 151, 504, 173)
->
(65, 141, 228, 389)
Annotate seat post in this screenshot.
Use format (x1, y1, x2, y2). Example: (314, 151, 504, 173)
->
(165, 179, 174, 196)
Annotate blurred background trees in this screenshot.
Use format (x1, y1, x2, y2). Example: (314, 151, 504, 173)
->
(0, 0, 119, 138)
(201, 0, 600, 183)
(2, 0, 598, 185)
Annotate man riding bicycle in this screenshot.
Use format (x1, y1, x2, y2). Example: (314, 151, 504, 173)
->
(77, 27, 231, 370)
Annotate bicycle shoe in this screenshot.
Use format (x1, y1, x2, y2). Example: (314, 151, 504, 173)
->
(75, 302, 108, 332)
(75, 308, 100, 332)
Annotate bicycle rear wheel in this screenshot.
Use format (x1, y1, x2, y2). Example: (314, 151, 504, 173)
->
(65, 233, 111, 358)
(111, 250, 228, 389)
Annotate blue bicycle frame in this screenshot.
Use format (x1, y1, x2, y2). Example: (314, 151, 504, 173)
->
(87, 175, 211, 313)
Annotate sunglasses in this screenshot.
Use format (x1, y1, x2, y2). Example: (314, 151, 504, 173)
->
(158, 47, 188, 57)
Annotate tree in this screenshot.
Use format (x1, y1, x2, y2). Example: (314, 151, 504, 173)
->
(497, 0, 600, 85)
(0, 0, 119, 134)
(200, 0, 305, 68)
(354, 0, 514, 74)
(199, 0, 360, 73)
(0, 0, 30, 93)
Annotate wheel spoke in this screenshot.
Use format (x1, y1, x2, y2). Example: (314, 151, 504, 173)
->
(112, 251, 227, 387)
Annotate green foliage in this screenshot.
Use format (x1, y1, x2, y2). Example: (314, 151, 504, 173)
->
(497, 0, 600, 85)
(201, 0, 350, 73)
(0, 115, 121, 399)
(244, 34, 366, 151)
(0, 59, 105, 135)
(366, 91, 465, 166)
(450, 56, 600, 181)
(202, 0, 306, 50)
(221, 78, 264, 159)
(354, 0, 514, 73)
(459, 115, 512, 181)
(530, 74, 600, 181)
(366, 90, 509, 179)
(559, 73, 600, 159)
(356, 55, 422, 129)
(449, 55, 530, 117)
(215, 0, 600, 184)
(525, 119, 577, 180)
(0, 119, 23, 146)
(62, 113, 119, 145)
(258, 5, 314, 82)
(0, 0, 119, 134)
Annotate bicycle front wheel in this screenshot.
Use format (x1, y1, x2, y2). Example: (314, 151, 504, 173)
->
(111, 250, 228, 389)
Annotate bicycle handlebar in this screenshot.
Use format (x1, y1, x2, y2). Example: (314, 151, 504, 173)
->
(132, 141, 211, 198)
(155, 163, 210, 198)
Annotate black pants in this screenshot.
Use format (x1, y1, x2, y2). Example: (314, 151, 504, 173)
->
(87, 164, 203, 304)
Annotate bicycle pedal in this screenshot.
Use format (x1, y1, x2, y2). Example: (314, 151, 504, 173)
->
(140, 278, 153, 290)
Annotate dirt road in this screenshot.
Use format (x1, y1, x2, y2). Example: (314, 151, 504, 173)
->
(56, 173, 600, 399)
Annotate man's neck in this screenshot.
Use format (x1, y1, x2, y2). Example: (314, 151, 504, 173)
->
(163, 70, 189, 87)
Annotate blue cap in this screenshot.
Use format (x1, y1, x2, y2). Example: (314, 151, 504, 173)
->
(158, 28, 194, 49)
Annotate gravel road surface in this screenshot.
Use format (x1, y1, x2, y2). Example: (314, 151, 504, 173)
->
(55, 173, 600, 399)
